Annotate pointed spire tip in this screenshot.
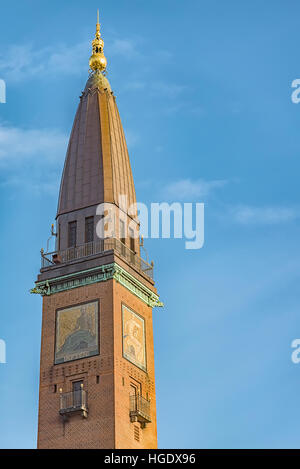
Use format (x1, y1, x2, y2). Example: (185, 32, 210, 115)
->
(89, 10, 107, 73)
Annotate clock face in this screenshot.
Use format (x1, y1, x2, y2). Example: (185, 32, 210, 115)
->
(122, 305, 146, 372)
(55, 300, 99, 364)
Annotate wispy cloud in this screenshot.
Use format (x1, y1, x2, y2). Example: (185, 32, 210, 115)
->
(124, 81, 146, 90)
(0, 123, 67, 194)
(162, 178, 228, 200)
(0, 43, 89, 82)
(108, 38, 141, 59)
(125, 80, 186, 99)
(0, 37, 185, 119)
(150, 82, 186, 99)
(0, 37, 141, 82)
(231, 205, 300, 225)
(0, 123, 67, 164)
(0, 174, 60, 196)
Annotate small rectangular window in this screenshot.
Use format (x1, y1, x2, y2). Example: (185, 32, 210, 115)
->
(53, 384, 57, 393)
(129, 228, 135, 253)
(96, 375, 100, 384)
(68, 221, 77, 248)
(72, 380, 83, 392)
(72, 380, 83, 407)
(85, 216, 94, 244)
(120, 219, 126, 245)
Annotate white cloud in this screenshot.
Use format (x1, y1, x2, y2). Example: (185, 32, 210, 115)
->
(163, 178, 228, 200)
(0, 124, 67, 163)
(0, 37, 182, 113)
(150, 82, 186, 99)
(0, 123, 67, 194)
(0, 42, 89, 82)
(124, 81, 146, 91)
(108, 38, 140, 59)
(125, 80, 186, 99)
(0, 174, 60, 196)
(0, 37, 142, 83)
(231, 205, 300, 225)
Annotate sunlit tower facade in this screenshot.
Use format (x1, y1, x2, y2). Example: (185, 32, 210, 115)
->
(32, 14, 162, 449)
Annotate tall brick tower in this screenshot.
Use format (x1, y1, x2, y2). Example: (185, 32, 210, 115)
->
(32, 14, 162, 449)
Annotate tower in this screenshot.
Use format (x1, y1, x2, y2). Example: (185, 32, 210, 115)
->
(32, 14, 162, 449)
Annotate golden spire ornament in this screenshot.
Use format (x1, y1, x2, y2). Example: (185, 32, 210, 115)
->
(89, 10, 107, 72)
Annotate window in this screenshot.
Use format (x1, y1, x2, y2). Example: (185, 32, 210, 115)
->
(68, 221, 77, 248)
(130, 384, 138, 412)
(129, 228, 135, 252)
(120, 219, 126, 256)
(129, 228, 135, 264)
(85, 216, 94, 244)
(96, 375, 100, 384)
(120, 219, 126, 245)
(85, 217, 94, 255)
(72, 380, 83, 407)
(97, 214, 104, 238)
(73, 380, 83, 391)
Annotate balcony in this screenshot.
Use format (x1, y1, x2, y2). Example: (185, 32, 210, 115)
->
(41, 238, 153, 280)
(129, 394, 151, 428)
(59, 390, 88, 419)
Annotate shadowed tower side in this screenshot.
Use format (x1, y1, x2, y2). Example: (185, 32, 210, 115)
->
(33, 13, 162, 449)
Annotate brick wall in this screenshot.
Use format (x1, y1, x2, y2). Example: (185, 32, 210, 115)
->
(113, 281, 157, 449)
(37, 276, 157, 449)
(38, 281, 115, 449)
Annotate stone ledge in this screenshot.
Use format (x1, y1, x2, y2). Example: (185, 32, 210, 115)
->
(31, 262, 163, 308)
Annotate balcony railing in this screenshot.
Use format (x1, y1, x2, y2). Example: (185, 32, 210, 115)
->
(41, 237, 153, 279)
(59, 390, 88, 419)
(129, 394, 151, 428)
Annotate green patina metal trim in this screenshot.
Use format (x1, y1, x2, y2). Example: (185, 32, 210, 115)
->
(30, 262, 163, 308)
(30, 263, 115, 296)
(113, 264, 164, 308)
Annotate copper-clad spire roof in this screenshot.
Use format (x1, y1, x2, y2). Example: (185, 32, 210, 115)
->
(57, 15, 137, 217)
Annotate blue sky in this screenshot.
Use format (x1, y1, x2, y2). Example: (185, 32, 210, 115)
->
(1, 0, 300, 449)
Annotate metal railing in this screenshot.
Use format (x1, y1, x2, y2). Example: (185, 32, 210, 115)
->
(59, 389, 88, 416)
(41, 237, 153, 279)
(129, 394, 151, 423)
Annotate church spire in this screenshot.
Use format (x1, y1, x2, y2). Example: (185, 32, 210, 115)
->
(89, 10, 107, 72)
(35, 13, 160, 450)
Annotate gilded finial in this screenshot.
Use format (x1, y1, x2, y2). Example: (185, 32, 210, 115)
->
(89, 11, 107, 72)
